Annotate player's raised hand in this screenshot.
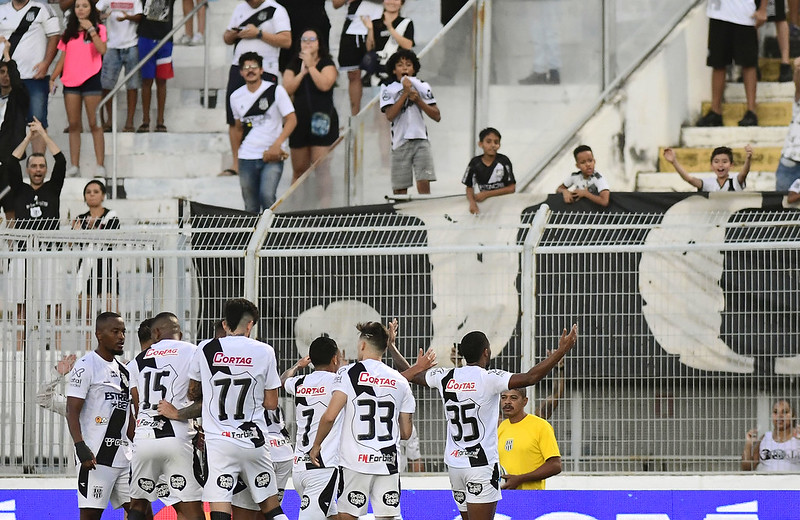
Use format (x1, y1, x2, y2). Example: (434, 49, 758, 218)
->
(387, 318, 399, 347)
(413, 347, 437, 371)
(559, 324, 578, 352)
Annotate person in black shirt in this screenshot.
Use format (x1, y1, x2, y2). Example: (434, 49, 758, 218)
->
(8, 117, 66, 229)
(461, 127, 515, 214)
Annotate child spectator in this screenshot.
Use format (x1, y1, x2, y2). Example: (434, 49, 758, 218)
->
(362, 0, 414, 86)
(96, 0, 143, 133)
(462, 127, 515, 214)
(50, 0, 107, 177)
(766, 0, 792, 82)
(787, 178, 800, 201)
(379, 49, 441, 195)
(557, 145, 611, 207)
(0, 37, 29, 160)
(137, 0, 176, 133)
(696, 0, 765, 127)
(663, 145, 753, 191)
(339, 0, 382, 115)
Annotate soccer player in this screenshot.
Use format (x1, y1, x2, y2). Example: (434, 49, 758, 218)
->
(66, 312, 132, 520)
(389, 322, 578, 520)
(186, 298, 289, 520)
(127, 312, 204, 520)
(281, 337, 343, 520)
(308, 322, 423, 520)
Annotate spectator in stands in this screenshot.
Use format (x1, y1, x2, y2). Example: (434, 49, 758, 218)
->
(230, 51, 296, 213)
(776, 57, 800, 191)
(339, 0, 382, 115)
(283, 28, 338, 186)
(361, 0, 414, 87)
(380, 49, 441, 195)
(497, 385, 562, 490)
(0, 37, 29, 161)
(462, 127, 516, 215)
(0, 0, 60, 155)
(788, 178, 800, 201)
(518, 0, 561, 85)
(556, 145, 610, 207)
(73, 180, 120, 230)
(8, 118, 66, 229)
(137, 0, 176, 133)
(96, 0, 144, 133)
(663, 145, 752, 191)
(741, 398, 800, 471)
(50, 0, 108, 178)
(765, 0, 792, 82)
(221, 0, 291, 176)
(276, 0, 347, 72)
(176, 0, 204, 46)
(36, 354, 77, 417)
(696, 0, 765, 127)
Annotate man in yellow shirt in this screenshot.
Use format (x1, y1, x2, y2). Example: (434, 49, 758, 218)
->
(497, 387, 561, 490)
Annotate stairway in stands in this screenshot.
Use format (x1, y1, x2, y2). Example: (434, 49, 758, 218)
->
(636, 58, 791, 192)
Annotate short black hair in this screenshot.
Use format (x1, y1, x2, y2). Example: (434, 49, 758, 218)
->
(458, 331, 489, 363)
(309, 336, 339, 366)
(138, 318, 154, 344)
(502, 387, 527, 398)
(83, 179, 107, 196)
(224, 298, 259, 331)
(96, 311, 122, 331)
(710, 146, 734, 163)
(479, 127, 501, 141)
(26, 152, 46, 168)
(573, 145, 592, 160)
(214, 319, 226, 338)
(238, 51, 263, 69)
(386, 48, 420, 77)
(356, 321, 390, 353)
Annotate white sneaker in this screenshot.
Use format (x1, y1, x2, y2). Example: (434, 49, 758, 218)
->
(190, 33, 204, 46)
(96, 165, 106, 177)
(176, 34, 191, 45)
(65, 165, 80, 177)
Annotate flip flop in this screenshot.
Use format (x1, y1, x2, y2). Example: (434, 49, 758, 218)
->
(155, 124, 167, 132)
(136, 123, 150, 133)
(218, 169, 238, 176)
(122, 126, 135, 133)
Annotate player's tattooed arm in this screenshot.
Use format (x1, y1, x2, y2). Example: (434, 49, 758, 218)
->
(187, 379, 203, 402)
(157, 400, 202, 421)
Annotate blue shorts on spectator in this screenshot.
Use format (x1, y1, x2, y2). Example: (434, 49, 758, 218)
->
(137, 38, 174, 80)
(101, 46, 142, 90)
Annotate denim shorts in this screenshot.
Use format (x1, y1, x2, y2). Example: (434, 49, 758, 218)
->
(63, 71, 103, 96)
(101, 46, 142, 90)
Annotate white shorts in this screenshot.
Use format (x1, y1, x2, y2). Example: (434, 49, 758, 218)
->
(76, 463, 130, 510)
(130, 437, 203, 502)
(337, 466, 400, 518)
(231, 459, 291, 509)
(447, 464, 502, 512)
(204, 439, 278, 505)
(293, 466, 339, 520)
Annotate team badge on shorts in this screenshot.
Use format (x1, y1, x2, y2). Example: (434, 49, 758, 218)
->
(453, 490, 466, 504)
(300, 495, 310, 510)
(217, 474, 234, 490)
(348, 491, 367, 507)
(254, 472, 271, 488)
(156, 483, 170, 498)
(138, 478, 155, 493)
(170, 474, 187, 491)
(92, 486, 103, 499)
(383, 490, 400, 507)
(467, 482, 483, 495)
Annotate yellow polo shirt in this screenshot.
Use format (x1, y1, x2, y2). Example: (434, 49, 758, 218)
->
(497, 414, 560, 490)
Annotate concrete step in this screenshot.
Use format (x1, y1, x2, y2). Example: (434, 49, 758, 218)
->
(636, 170, 777, 192)
(680, 126, 787, 147)
(657, 146, 782, 172)
(699, 101, 791, 126)
(755, 57, 793, 82)
(724, 82, 795, 102)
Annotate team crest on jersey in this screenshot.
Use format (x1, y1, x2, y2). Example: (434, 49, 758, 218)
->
(382, 90, 391, 101)
(254, 472, 271, 488)
(423, 89, 432, 99)
(453, 490, 466, 504)
(258, 11, 267, 21)
(217, 474, 234, 490)
(258, 98, 269, 111)
(505, 439, 513, 451)
(383, 490, 400, 507)
(348, 491, 367, 507)
(26, 11, 35, 22)
(300, 495, 310, 510)
(467, 482, 483, 495)
(170, 475, 186, 491)
(138, 478, 155, 493)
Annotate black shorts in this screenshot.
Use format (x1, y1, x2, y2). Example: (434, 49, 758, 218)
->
(707, 18, 758, 69)
(62, 71, 103, 96)
(764, 0, 786, 22)
(225, 65, 278, 125)
(338, 33, 367, 70)
(289, 109, 339, 148)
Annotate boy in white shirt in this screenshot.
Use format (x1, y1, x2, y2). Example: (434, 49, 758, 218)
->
(664, 145, 752, 192)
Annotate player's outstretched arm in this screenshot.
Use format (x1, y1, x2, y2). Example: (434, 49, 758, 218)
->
(281, 356, 311, 385)
(534, 353, 566, 420)
(508, 325, 577, 390)
(309, 391, 347, 466)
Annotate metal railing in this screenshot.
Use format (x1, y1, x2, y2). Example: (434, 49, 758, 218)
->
(95, 0, 210, 199)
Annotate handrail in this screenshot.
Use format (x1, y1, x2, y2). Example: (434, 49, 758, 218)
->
(517, 0, 705, 192)
(96, 0, 210, 199)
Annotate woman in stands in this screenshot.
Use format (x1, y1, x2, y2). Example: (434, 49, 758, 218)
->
(741, 398, 800, 472)
(50, 0, 107, 178)
(283, 28, 339, 204)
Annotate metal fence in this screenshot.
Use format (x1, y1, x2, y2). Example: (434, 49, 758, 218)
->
(1, 197, 798, 474)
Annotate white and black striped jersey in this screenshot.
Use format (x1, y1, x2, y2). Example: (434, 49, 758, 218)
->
(265, 406, 294, 463)
(284, 371, 343, 470)
(561, 170, 610, 195)
(379, 76, 436, 150)
(425, 366, 512, 468)
(188, 336, 281, 448)
(128, 339, 197, 441)
(66, 351, 132, 468)
(332, 359, 415, 475)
